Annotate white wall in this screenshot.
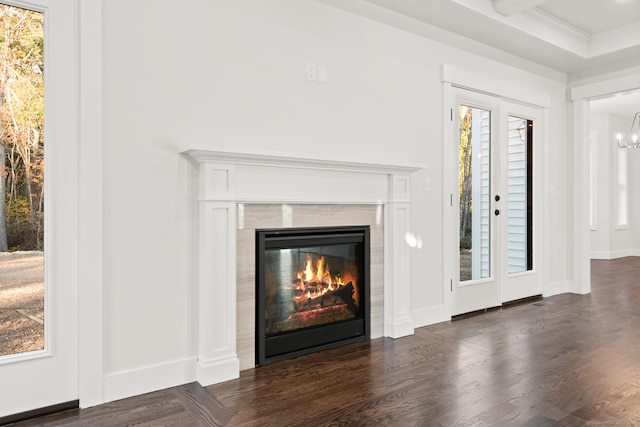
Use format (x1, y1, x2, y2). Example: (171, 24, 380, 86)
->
(590, 113, 611, 256)
(610, 114, 634, 254)
(590, 113, 634, 258)
(100, 0, 571, 402)
(631, 144, 640, 250)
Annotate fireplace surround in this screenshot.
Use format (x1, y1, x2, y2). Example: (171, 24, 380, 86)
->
(237, 203, 382, 370)
(182, 147, 424, 387)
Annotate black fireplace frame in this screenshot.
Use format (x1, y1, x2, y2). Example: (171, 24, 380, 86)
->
(255, 226, 370, 365)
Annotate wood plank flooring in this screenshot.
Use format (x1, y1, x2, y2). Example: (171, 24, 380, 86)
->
(8, 257, 640, 426)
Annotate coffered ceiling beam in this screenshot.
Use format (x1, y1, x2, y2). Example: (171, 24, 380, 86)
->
(493, 0, 550, 16)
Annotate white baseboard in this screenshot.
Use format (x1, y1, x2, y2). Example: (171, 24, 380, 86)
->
(196, 355, 240, 387)
(103, 357, 196, 404)
(543, 280, 569, 297)
(610, 249, 633, 259)
(384, 317, 415, 339)
(590, 249, 634, 260)
(412, 305, 449, 328)
(590, 251, 610, 259)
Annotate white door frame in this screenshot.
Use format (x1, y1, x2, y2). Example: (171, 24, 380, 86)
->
(78, 0, 104, 408)
(442, 65, 551, 318)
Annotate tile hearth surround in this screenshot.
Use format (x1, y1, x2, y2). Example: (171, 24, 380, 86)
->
(237, 204, 384, 370)
(183, 148, 423, 387)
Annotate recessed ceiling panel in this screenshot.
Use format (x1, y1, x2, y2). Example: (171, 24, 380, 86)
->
(537, 0, 640, 34)
(334, 0, 640, 76)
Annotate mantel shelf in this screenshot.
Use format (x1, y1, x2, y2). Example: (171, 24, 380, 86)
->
(181, 147, 427, 175)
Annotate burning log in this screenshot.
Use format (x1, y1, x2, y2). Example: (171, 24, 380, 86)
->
(335, 282, 357, 311)
(292, 282, 355, 312)
(266, 254, 360, 334)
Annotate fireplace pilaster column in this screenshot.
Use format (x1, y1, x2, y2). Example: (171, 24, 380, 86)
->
(195, 161, 240, 386)
(384, 173, 415, 339)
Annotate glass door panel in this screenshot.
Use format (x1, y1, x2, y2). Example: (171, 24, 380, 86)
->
(500, 101, 543, 303)
(0, 3, 45, 358)
(506, 116, 532, 274)
(459, 105, 491, 282)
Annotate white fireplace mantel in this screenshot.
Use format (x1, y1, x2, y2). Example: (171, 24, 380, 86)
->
(182, 146, 426, 387)
(182, 148, 426, 174)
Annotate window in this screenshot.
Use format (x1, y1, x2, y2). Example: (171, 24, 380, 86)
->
(615, 145, 628, 228)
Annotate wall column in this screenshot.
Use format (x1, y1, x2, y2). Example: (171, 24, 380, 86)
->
(572, 100, 591, 294)
(195, 161, 240, 385)
(384, 174, 415, 338)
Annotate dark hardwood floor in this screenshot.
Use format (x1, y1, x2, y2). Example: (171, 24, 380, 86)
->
(8, 258, 640, 426)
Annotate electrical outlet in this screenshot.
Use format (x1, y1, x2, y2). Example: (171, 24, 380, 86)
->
(306, 62, 317, 81)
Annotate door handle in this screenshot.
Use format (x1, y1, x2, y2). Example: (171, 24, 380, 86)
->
(495, 209, 500, 216)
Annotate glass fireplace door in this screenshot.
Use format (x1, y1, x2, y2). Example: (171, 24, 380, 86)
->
(264, 246, 362, 336)
(256, 226, 370, 364)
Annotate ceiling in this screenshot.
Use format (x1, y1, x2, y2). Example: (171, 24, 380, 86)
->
(318, 0, 640, 115)
(357, 0, 640, 79)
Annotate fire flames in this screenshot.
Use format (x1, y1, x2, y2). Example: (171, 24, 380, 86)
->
(291, 255, 358, 308)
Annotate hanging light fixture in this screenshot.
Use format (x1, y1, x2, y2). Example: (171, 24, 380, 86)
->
(616, 112, 640, 148)
(517, 120, 527, 142)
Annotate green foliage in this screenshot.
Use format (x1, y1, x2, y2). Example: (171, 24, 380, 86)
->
(5, 196, 39, 250)
(6, 196, 28, 221)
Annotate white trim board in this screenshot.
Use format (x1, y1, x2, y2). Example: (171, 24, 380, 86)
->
(571, 74, 640, 101)
(442, 64, 551, 108)
(78, 0, 104, 409)
(104, 357, 196, 404)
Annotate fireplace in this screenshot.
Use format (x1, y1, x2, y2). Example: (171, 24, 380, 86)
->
(256, 226, 370, 364)
(182, 147, 419, 386)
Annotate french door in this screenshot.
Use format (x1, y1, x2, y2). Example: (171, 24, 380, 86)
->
(447, 87, 543, 316)
(0, 0, 78, 419)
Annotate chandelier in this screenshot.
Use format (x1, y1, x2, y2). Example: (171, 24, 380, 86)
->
(616, 112, 640, 148)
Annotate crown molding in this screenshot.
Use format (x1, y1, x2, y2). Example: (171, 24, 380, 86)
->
(493, 0, 547, 17)
(588, 21, 640, 57)
(522, 8, 590, 42)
